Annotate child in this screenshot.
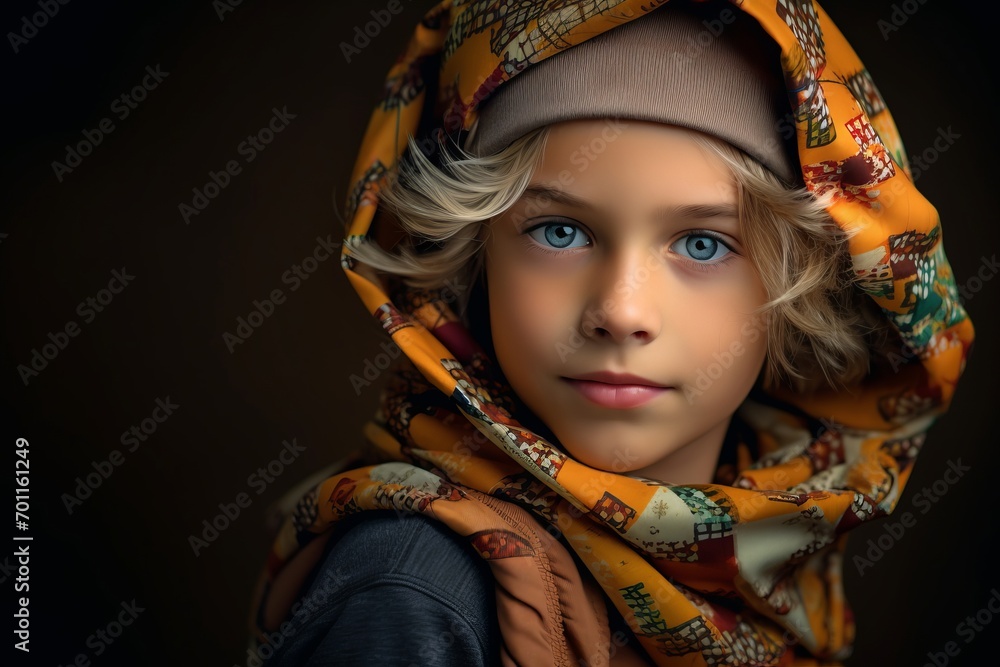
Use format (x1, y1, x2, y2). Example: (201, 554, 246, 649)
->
(245, 1, 974, 665)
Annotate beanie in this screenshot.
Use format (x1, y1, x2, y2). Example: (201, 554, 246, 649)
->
(462, 1, 800, 185)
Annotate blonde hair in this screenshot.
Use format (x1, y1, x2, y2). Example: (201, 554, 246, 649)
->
(345, 126, 895, 394)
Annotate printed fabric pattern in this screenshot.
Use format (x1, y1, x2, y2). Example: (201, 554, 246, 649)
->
(247, 1, 975, 665)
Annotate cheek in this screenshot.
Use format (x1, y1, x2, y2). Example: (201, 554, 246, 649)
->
(685, 276, 768, 377)
(486, 259, 574, 370)
(681, 272, 763, 325)
(727, 297, 769, 388)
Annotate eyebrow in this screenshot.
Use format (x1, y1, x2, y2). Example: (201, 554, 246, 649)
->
(521, 184, 738, 221)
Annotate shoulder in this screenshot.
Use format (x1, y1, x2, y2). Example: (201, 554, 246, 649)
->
(272, 511, 500, 666)
(327, 511, 496, 607)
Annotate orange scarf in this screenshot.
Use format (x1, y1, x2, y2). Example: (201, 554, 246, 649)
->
(248, 1, 974, 664)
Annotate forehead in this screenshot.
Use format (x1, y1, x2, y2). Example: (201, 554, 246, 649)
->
(530, 119, 738, 206)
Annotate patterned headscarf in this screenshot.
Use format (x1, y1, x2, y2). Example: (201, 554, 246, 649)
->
(247, 1, 975, 665)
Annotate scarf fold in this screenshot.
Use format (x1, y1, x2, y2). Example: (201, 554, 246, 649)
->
(247, 1, 975, 665)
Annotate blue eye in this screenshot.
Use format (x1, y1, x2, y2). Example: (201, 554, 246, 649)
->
(526, 222, 590, 250)
(673, 233, 732, 262)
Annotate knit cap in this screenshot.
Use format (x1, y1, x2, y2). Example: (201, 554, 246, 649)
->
(463, 1, 800, 184)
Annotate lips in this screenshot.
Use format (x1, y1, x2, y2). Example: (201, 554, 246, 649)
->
(562, 371, 672, 409)
(568, 371, 668, 387)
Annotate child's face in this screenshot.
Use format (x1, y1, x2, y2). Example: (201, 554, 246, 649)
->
(482, 120, 769, 483)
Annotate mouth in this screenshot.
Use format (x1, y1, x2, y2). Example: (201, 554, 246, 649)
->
(561, 371, 673, 409)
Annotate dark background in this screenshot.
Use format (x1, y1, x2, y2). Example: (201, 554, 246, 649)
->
(2, 1, 996, 665)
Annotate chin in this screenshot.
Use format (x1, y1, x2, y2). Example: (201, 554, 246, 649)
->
(557, 437, 671, 476)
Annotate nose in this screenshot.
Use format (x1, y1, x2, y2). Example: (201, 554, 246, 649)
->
(582, 246, 663, 345)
